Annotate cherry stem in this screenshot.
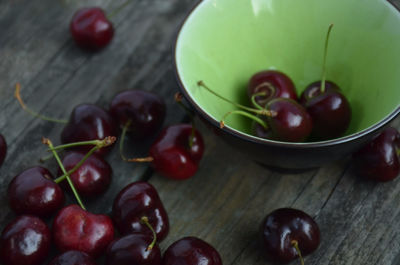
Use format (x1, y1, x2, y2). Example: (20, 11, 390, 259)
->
(220, 110, 268, 129)
(107, 0, 132, 19)
(140, 216, 157, 251)
(251, 92, 267, 110)
(127, 157, 154, 163)
(42, 137, 86, 210)
(119, 120, 132, 161)
(15, 83, 68, 124)
(396, 148, 400, 156)
(291, 240, 305, 265)
(40, 151, 61, 163)
(48, 137, 116, 152)
(197, 81, 276, 117)
(320, 24, 334, 93)
(175, 92, 196, 149)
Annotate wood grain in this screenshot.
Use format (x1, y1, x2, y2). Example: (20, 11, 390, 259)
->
(0, 0, 399, 265)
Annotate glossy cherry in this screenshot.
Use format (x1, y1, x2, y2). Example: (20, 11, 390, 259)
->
(257, 98, 313, 142)
(8, 166, 65, 217)
(113, 181, 169, 241)
(70, 7, 114, 50)
(53, 204, 114, 258)
(110, 90, 166, 139)
(0, 215, 51, 265)
(106, 233, 161, 265)
(353, 127, 400, 182)
(163, 237, 222, 265)
(300, 81, 351, 140)
(0, 134, 6, 166)
(58, 151, 112, 197)
(248, 70, 298, 108)
(260, 208, 320, 264)
(300, 24, 351, 140)
(49, 250, 96, 265)
(149, 124, 204, 179)
(61, 104, 118, 156)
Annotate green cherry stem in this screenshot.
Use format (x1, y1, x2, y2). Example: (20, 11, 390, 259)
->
(251, 92, 267, 110)
(197, 81, 276, 117)
(107, 0, 132, 19)
(42, 137, 86, 210)
(15, 83, 68, 124)
(48, 138, 112, 152)
(119, 120, 132, 161)
(320, 24, 334, 93)
(175, 92, 196, 148)
(140, 216, 157, 251)
(220, 110, 268, 129)
(291, 240, 305, 265)
(396, 148, 400, 156)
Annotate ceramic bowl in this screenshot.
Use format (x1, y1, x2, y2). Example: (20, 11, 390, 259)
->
(175, 0, 400, 170)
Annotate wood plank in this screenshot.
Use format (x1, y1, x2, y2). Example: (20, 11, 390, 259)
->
(149, 117, 400, 265)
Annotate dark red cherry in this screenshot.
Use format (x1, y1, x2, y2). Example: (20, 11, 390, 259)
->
(58, 151, 112, 197)
(263, 98, 312, 142)
(112, 182, 169, 241)
(53, 204, 114, 258)
(106, 233, 161, 265)
(248, 70, 297, 108)
(353, 127, 400, 182)
(8, 166, 65, 217)
(163, 237, 222, 265)
(49, 250, 96, 265)
(0, 134, 6, 166)
(300, 81, 351, 140)
(70, 7, 114, 50)
(61, 104, 118, 156)
(0, 215, 51, 265)
(149, 124, 204, 179)
(109, 90, 166, 139)
(260, 208, 320, 264)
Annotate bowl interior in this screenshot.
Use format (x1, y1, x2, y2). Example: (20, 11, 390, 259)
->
(176, 0, 400, 141)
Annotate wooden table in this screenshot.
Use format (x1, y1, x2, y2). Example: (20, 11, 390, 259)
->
(1, 0, 399, 264)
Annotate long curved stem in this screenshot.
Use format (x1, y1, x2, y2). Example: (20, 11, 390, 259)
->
(291, 240, 305, 265)
(220, 110, 268, 130)
(15, 83, 68, 124)
(175, 92, 196, 148)
(197, 81, 276, 117)
(119, 120, 132, 161)
(43, 138, 86, 210)
(140, 216, 157, 251)
(320, 24, 334, 93)
(251, 92, 267, 110)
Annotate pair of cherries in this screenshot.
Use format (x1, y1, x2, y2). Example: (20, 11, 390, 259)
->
(201, 24, 351, 142)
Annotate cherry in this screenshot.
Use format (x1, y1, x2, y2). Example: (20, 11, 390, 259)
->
(70, 7, 114, 50)
(61, 104, 118, 156)
(261, 98, 312, 142)
(260, 208, 320, 264)
(163, 237, 222, 265)
(0, 134, 6, 166)
(109, 90, 166, 139)
(248, 70, 298, 108)
(300, 24, 351, 140)
(8, 166, 65, 217)
(58, 151, 112, 197)
(353, 127, 400, 182)
(0, 215, 51, 265)
(113, 181, 169, 241)
(53, 204, 114, 258)
(146, 124, 204, 179)
(199, 81, 312, 142)
(106, 228, 161, 265)
(49, 250, 96, 265)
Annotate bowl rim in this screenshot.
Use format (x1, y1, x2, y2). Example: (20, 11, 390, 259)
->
(173, 0, 400, 149)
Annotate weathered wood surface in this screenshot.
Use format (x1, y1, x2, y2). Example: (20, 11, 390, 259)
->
(0, 0, 399, 265)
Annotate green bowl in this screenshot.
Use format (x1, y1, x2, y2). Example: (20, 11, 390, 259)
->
(175, 0, 400, 170)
